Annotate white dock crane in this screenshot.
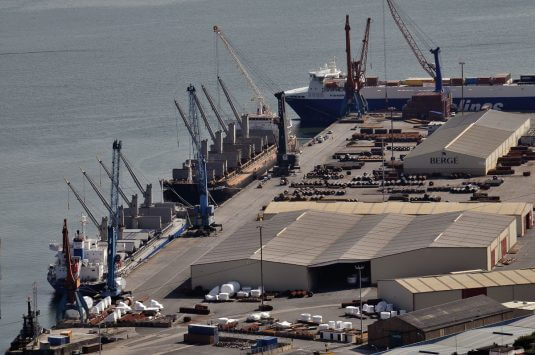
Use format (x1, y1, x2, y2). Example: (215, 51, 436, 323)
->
(213, 25, 273, 116)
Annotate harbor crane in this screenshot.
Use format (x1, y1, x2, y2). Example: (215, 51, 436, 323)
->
(273, 91, 298, 176)
(97, 156, 131, 206)
(56, 219, 89, 322)
(105, 140, 122, 297)
(190, 88, 216, 142)
(64, 178, 108, 240)
(213, 25, 273, 116)
(202, 84, 229, 134)
(119, 151, 152, 207)
(80, 168, 112, 214)
(353, 18, 371, 97)
(344, 15, 370, 116)
(174, 85, 215, 230)
(386, 0, 443, 92)
(217, 76, 243, 128)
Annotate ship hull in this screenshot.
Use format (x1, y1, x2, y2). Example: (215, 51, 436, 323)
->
(49, 278, 106, 296)
(286, 85, 535, 126)
(163, 181, 241, 206)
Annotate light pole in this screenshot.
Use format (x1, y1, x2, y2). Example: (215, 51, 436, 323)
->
(257, 225, 265, 309)
(381, 138, 386, 202)
(459, 61, 465, 117)
(355, 265, 364, 337)
(388, 106, 395, 162)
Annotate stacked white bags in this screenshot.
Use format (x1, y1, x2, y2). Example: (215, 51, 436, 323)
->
(149, 300, 164, 310)
(380, 311, 391, 320)
(133, 301, 147, 311)
(312, 315, 323, 324)
(275, 321, 291, 329)
(218, 293, 230, 301)
(247, 313, 261, 321)
(299, 313, 311, 322)
(344, 306, 359, 316)
(205, 285, 220, 301)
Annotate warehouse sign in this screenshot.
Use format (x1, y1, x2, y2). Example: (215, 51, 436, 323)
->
(430, 156, 458, 164)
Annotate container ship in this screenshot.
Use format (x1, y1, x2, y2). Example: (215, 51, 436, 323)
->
(285, 59, 535, 126)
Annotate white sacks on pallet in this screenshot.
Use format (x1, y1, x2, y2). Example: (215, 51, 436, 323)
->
(104, 311, 118, 323)
(380, 311, 391, 320)
(247, 313, 261, 321)
(236, 291, 249, 298)
(318, 324, 329, 331)
(83, 296, 94, 309)
(275, 321, 291, 329)
(250, 289, 262, 298)
(345, 306, 358, 315)
(363, 304, 375, 313)
(260, 312, 271, 319)
(312, 315, 323, 324)
(220, 281, 240, 297)
(218, 293, 230, 301)
(299, 313, 311, 322)
(343, 321, 353, 329)
(328, 321, 336, 329)
(133, 301, 147, 311)
(149, 300, 164, 310)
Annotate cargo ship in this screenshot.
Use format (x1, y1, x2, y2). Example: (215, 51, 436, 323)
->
(47, 215, 107, 296)
(285, 59, 535, 126)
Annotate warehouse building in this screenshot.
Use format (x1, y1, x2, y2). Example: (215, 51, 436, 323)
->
(403, 110, 530, 176)
(368, 295, 526, 349)
(378, 268, 535, 311)
(191, 209, 517, 291)
(263, 201, 533, 237)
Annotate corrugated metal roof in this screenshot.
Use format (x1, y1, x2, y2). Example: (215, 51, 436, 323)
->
(396, 295, 508, 332)
(263, 201, 532, 218)
(389, 268, 535, 293)
(194, 209, 515, 267)
(405, 110, 530, 159)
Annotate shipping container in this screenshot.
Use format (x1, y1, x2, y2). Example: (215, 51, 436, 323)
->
(520, 75, 535, 83)
(48, 335, 69, 346)
(188, 324, 218, 336)
(477, 77, 491, 85)
(257, 336, 278, 347)
(450, 78, 464, 86)
(465, 77, 478, 85)
(366, 77, 379, 86)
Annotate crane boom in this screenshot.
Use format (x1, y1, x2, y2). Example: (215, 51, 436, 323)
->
(96, 156, 130, 206)
(175, 99, 201, 151)
(217, 76, 243, 128)
(201, 85, 229, 134)
(106, 140, 122, 296)
(355, 17, 371, 91)
(386, 0, 436, 78)
(80, 168, 112, 214)
(192, 90, 216, 142)
(64, 178, 100, 230)
(119, 152, 145, 195)
(213, 25, 270, 115)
